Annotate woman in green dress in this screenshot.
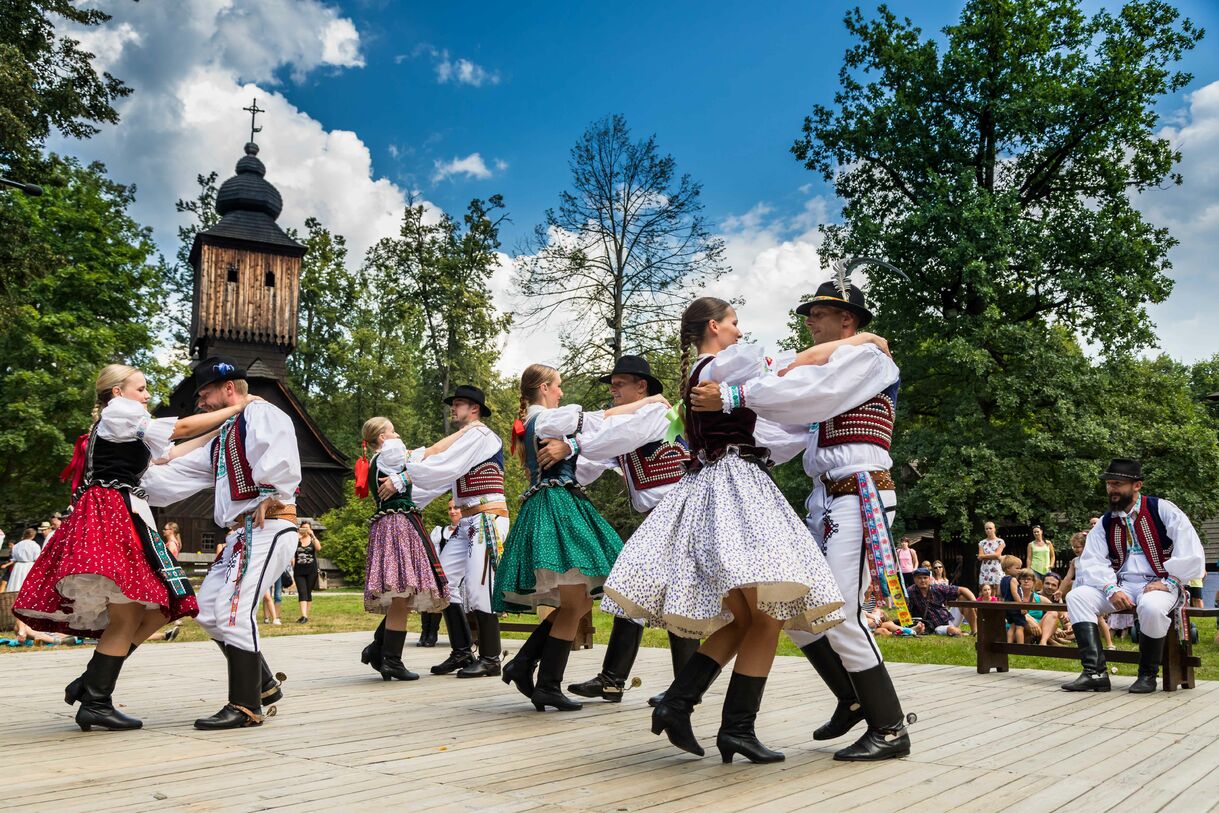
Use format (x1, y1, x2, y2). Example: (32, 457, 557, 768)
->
(496, 363, 664, 711)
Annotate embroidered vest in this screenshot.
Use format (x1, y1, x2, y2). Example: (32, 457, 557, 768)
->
(685, 358, 758, 459)
(455, 446, 506, 499)
(1100, 496, 1173, 578)
(524, 415, 578, 487)
(210, 415, 267, 501)
(86, 431, 152, 489)
(370, 453, 418, 514)
(618, 438, 689, 493)
(818, 380, 899, 450)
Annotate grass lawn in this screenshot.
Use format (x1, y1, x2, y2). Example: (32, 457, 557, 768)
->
(6, 592, 1218, 681)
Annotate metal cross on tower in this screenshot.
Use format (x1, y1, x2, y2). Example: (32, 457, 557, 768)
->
(242, 98, 265, 143)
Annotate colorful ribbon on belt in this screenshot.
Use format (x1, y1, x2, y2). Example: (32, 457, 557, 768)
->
(856, 471, 912, 627)
(227, 514, 255, 627)
(477, 512, 503, 589)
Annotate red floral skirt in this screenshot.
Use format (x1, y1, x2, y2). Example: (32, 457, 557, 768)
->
(14, 485, 198, 637)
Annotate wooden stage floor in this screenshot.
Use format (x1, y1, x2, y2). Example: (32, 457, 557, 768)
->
(3, 632, 1218, 813)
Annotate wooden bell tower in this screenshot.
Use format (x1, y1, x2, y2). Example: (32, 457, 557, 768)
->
(154, 104, 348, 554)
(188, 139, 305, 378)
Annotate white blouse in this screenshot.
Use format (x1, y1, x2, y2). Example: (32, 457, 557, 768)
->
(97, 396, 177, 460)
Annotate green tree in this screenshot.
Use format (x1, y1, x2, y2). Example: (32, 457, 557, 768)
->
(793, 0, 1206, 536)
(515, 114, 726, 378)
(289, 217, 359, 403)
(0, 155, 168, 528)
(0, 0, 130, 172)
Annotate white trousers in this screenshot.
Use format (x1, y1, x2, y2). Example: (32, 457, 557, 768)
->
(441, 514, 508, 614)
(787, 488, 897, 672)
(197, 519, 299, 652)
(1066, 578, 1178, 639)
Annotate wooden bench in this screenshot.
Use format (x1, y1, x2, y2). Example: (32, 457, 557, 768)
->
(949, 599, 1214, 692)
(477, 610, 595, 651)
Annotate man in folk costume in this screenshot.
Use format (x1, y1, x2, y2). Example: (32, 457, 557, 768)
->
(691, 261, 912, 761)
(143, 357, 302, 729)
(530, 355, 697, 705)
(1063, 458, 1205, 693)
(376, 385, 506, 678)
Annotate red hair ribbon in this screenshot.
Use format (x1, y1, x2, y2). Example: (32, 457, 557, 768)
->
(59, 432, 90, 493)
(509, 418, 526, 455)
(353, 439, 370, 499)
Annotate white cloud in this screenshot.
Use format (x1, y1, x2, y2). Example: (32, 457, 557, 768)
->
(1138, 79, 1219, 363)
(52, 0, 420, 271)
(435, 54, 499, 87)
(432, 152, 497, 183)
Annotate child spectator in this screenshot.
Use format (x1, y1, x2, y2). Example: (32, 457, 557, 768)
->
(998, 555, 1026, 642)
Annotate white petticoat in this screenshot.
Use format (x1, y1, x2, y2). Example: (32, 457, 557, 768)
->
(603, 454, 845, 638)
(19, 574, 158, 632)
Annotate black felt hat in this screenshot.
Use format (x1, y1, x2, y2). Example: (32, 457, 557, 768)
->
(1100, 458, 1143, 482)
(795, 281, 874, 328)
(444, 384, 492, 417)
(599, 355, 663, 396)
(193, 356, 247, 396)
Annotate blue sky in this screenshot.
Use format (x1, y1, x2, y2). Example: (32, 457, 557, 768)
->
(57, 1, 1219, 372)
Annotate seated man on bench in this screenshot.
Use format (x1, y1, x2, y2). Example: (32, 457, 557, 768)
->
(907, 568, 977, 636)
(1063, 458, 1205, 694)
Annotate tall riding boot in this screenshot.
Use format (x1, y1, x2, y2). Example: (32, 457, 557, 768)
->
(458, 611, 503, 678)
(531, 635, 582, 711)
(75, 651, 142, 731)
(801, 637, 865, 739)
(417, 612, 440, 647)
(362, 617, 387, 673)
(1060, 622, 1111, 692)
(648, 632, 701, 707)
(833, 664, 911, 761)
(195, 646, 265, 730)
(1129, 634, 1165, 694)
(651, 651, 722, 756)
(66, 642, 138, 706)
(716, 672, 785, 764)
(380, 629, 420, 681)
(431, 604, 475, 674)
(501, 618, 553, 698)
(569, 616, 644, 702)
(260, 654, 286, 705)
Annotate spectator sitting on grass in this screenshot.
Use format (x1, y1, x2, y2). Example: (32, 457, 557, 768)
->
(907, 568, 977, 637)
(1018, 569, 1058, 645)
(863, 604, 908, 637)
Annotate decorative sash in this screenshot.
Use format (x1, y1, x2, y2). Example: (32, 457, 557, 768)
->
(227, 514, 256, 627)
(476, 511, 503, 586)
(855, 471, 912, 627)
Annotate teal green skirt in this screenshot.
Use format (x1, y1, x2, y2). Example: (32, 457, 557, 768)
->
(493, 485, 623, 612)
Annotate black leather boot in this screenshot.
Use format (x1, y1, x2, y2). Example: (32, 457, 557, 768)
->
(75, 652, 142, 731)
(649, 632, 701, 707)
(66, 642, 138, 706)
(431, 604, 476, 674)
(1129, 634, 1165, 694)
(1061, 622, 1111, 692)
(417, 612, 440, 647)
(834, 664, 911, 761)
(261, 654, 286, 705)
(380, 628, 420, 681)
(362, 617, 386, 673)
(801, 637, 865, 740)
(716, 672, 785, 764)
(458, 611, 502, 678)
(651, 651, 722, 756)
(501, 618, 553, 698)
(195, 646, 265, 730)
(569, 616, 643, 702)
(531, 635, 583, 711)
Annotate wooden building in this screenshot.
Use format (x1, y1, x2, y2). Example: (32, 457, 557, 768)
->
(153, 138, 347, 552)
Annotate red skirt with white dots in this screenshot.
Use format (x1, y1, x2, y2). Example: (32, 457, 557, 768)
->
(14, 485, 198, 637)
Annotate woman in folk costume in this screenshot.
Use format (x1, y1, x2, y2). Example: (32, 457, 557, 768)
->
(604, 297, 883, 764)
(355, 417, 461, 681)
(16, 364, 256, 731)
(496, 364, 664, 712)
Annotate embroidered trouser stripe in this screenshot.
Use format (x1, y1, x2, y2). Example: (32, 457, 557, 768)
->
(787, 489, 896, 672)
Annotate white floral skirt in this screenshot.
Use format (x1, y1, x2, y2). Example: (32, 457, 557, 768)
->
(603, 454, 845, 638)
